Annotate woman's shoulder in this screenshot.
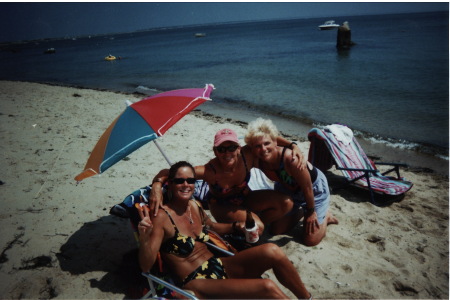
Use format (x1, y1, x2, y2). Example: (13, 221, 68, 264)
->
(151, 206, 170, 226)
(240, 145, 254, 158)
(198, 160, 217, 180)
(240, 146, 258, 167)
(280, 146, 295, 166)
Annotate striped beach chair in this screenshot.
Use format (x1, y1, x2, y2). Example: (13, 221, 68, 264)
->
(307, 125, 413, 204)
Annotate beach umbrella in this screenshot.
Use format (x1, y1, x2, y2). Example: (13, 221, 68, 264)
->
(74, 84, 214, 182)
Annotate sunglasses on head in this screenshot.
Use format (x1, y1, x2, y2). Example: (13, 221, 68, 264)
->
(215, 145, 239, 153)
(171, 177, 196, 184)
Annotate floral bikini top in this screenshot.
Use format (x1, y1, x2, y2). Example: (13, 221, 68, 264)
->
(160, 200, 210, 257)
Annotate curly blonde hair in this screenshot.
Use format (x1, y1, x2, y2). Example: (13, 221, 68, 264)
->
(244, 118, 279, 145)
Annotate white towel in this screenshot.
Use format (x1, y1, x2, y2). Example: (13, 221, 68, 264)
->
(248, 168, 275, 191)
(325, 124, 354, 145)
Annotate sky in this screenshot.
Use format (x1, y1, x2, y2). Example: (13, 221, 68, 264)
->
(0, 2, 448, 43)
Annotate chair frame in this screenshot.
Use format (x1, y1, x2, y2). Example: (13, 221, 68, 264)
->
(335, 162, 408, 203)
(142, 272, 198, 300)
(308, 127, 412, 204)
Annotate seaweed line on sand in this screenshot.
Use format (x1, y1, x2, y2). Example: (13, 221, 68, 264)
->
(0, 232, 24, 264)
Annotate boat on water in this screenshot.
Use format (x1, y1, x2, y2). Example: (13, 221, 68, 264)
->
(318, 20, 340, 30)
(194, 33, 206, 38)
(44, 48, 56, 54)
(104, 55, 116, 61)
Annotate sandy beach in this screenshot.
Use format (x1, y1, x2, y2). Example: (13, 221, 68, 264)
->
(0, 80, 448, 299)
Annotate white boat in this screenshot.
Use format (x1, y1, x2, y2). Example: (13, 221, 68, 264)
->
(318, 20, 340, 30)
(44, 48, 56, 54)
(194, 33, 206, 38)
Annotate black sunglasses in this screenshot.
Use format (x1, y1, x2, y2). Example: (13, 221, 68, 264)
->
(171, 177, 196, 184)
(215, 145, 239, 153)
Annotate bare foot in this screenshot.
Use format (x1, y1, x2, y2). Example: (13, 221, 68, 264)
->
(326, 212, 339, 225)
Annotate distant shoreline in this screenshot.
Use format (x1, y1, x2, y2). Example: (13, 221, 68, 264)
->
(0, 10, 447, 45)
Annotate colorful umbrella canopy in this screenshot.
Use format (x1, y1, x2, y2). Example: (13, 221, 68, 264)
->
(75, 84, 214, 182)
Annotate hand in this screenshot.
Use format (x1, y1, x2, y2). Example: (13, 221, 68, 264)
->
(232, 221, 245, 235)
(290, 145, 306, 170)
(149, 184, 164, 216)
(305, 211, 320, 235)
(136, 203, 154, 237)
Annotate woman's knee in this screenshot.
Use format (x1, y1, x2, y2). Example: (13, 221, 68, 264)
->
(261, 243, 286, 260)
(259, 279, 285, 298)
(302, 236, 320, 247)
(256, 218, 265, 234)
(279, 196, 294, 214)
(302, 226, 327, 247)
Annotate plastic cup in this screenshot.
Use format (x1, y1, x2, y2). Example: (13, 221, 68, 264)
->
(245, 224, 259, 243)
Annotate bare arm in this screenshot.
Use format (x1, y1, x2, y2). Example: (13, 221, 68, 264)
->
(137, 205, 165, 272)
(205, 217, 245, 236)
(276, 136, 306, 170)
(285, 156, 319, 234)
(149, 169, 169, 216)
(194, 203, 245, 236)
(243, 137, 305, 170)
(194, 165, 207, 180)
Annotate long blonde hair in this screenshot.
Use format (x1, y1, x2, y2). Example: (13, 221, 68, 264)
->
(244, 118, 279, 145)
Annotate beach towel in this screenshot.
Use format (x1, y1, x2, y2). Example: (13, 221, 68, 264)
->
(308, 126, 413, 203)
(248, 168, 275, 191)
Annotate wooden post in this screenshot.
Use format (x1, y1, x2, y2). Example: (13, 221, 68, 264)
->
(336, 21, 354, 50)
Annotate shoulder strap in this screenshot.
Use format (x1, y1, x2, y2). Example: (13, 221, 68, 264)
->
(207, 162, 217, 174)
(241, 153, 249, 172)
(193, 200, 207, 226)
(241, 154, 252, 184)
(161, 207, 178, 231)
(280, 146, 288, 168)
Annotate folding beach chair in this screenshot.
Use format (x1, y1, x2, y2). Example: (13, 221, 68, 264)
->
(307, 124, 413, 204)
(110, 181, 236, 299)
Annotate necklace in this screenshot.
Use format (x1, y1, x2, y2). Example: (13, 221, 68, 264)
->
(187, 204, 194, 224)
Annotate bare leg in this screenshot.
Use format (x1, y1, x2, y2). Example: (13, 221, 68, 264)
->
(246, 190, 295, 234)
(208, 200, 265, 234)
(185, 278, 288, 299)
(221, 243, 310, 299)
(269, 208, 302, 235)
(303, 211, 339, 246)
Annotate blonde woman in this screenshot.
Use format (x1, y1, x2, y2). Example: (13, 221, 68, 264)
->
(245, 118, 338, 246)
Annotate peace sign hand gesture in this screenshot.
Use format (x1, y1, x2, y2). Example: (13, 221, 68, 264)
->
(136, 203, 154, 237)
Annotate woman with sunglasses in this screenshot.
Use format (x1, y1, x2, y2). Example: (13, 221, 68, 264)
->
(138, 161, 312, 299)
(244, 118, 338, 246)
(150, 128, 304, 236)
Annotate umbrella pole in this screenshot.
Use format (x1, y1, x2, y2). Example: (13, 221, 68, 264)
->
(153, 140, 173, 166)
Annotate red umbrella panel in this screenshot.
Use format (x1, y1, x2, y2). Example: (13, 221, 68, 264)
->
(74, 84, 214, 182)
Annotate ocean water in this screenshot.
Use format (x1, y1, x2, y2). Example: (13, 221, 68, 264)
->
(0, 11, 448, 158)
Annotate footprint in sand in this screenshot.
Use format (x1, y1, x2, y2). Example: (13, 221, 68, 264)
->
(350, 217, 363, 227)
(367, 235, 385, 252)
(341, 264, 352, 273)
(393, 281, 418, 296)
(406, 247, 426, 263)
